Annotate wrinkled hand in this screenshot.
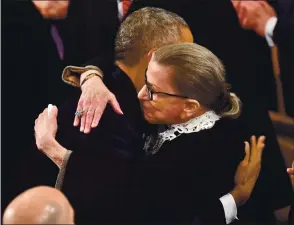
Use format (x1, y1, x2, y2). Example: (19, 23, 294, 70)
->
(231, 135, 266, 206)
(34, 105, 58, 150)
(232, 1, 277, 37)
(32, 1, 69, 19)
(75, 75, 123, 134)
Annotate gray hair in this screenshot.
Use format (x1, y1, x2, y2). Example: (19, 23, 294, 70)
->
(153, 43, 242, 118)
(115, 7, 189, 66)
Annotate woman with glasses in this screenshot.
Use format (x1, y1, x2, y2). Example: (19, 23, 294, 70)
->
(130, 42, 250, 223)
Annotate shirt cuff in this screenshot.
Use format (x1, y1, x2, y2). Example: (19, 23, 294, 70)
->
(55, 150, 73, 190)
(62, 65, 103, 87)
(219, 193, 238, 224)
(265, 17, 278, 47)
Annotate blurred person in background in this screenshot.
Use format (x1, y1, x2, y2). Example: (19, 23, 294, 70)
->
(232, 0, 294, 116)
(3, 186, 74, 224)
(2, 0, 73, 213)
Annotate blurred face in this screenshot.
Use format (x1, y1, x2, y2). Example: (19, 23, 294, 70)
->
(138, 60, 191, 124)
(33, 1, 69, 19)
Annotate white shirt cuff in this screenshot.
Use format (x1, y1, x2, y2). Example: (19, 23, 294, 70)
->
(219, 193, 238, 224)
(265, 17, 278, 47)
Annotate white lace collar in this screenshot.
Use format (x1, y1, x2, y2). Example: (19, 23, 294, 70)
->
(161, 110, 220, 141)
(144, 111, 220, 155)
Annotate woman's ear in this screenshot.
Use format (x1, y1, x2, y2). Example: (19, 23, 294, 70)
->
(183, 99, 201, 118)
(147, 48, 158, 62)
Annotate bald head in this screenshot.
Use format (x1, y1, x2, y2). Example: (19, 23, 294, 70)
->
(3, 186, 74, 224)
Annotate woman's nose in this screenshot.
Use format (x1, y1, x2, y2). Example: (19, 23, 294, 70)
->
(138, 85, 148, 100)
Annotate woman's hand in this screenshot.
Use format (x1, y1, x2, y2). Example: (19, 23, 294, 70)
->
(34, 105, 67, 168)
(231, 135, 266, 206)
(34, 105, 58, 150)
(75, 74, 123, 134)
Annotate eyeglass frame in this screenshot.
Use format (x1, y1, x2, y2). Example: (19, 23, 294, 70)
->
(144, 69, 190, 101)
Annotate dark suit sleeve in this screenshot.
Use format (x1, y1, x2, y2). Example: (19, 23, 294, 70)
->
(192, 196, 228, 225)
(54, 92, 142, 223)
(61, 54, 115, 87)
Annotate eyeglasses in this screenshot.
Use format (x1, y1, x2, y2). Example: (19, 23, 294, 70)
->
(144, 70, 190, 101)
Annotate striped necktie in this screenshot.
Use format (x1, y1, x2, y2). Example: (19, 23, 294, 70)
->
(51, 24, 64, 60)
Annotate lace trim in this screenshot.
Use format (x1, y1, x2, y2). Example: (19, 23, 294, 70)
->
(144, 111, 220, 155)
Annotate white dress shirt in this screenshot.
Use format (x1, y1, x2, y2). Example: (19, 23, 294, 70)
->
(265, 16, 278, 47)
(220, 193, 238, 224)
(117, 0, 133, 21)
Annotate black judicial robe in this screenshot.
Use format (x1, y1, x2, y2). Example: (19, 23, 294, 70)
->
(130, 117, 245, 225)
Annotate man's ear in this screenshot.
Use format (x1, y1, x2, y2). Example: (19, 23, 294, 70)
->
(147, 48, 158, 62)
(183, 99, 201, 118)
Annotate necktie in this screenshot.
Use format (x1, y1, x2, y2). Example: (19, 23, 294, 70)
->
(121, 0, 132, 18)
(51, 24, 64, 60)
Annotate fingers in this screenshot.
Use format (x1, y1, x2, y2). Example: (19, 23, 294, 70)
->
(91, 101, 108, 129)
(74, 99, 84, 127)
(287, 168, 294, 175)
(75, 79, 122, 133)
(79, 99, 93, 133)
(260, 1, 276, 15)
(48, 105, 58, 118)
(232, 0, 241, 11)
(109, 94, 123, 115)
(243, 141, 250, 163)
(256, 136, 266, 158)
(82, 97, 107, 133)
(250, 135, 257, 149)
(84, 108, 95, 134)
(237, 2, 248, 28)
(248, 135, 256, 162)
(249, 135, 265, 161)
(80, 107, 88, 132)
(85, 93, 122, 132)
(48, 104, 53, 116)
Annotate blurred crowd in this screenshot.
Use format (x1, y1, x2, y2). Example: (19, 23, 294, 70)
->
(2, 0, 294, 224)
